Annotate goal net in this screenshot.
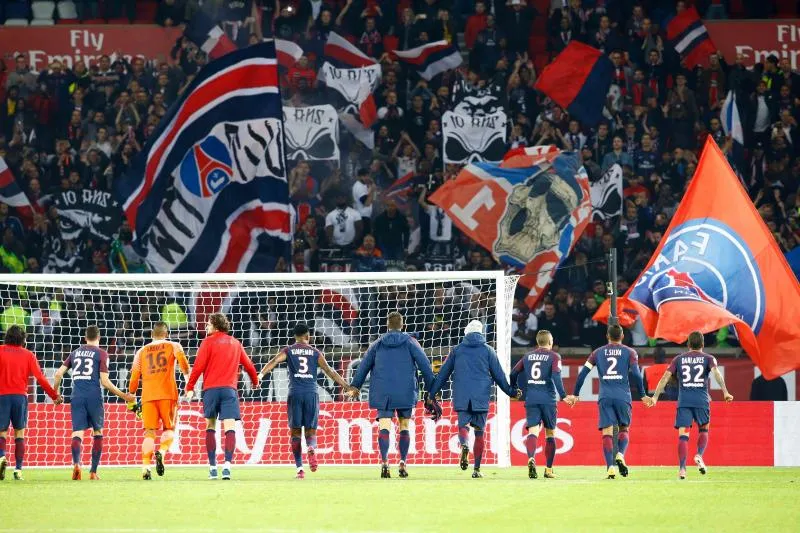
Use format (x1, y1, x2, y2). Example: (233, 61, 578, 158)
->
(4, 272, 518, 467)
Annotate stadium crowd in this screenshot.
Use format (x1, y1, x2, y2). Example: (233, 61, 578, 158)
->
(0, 0, 799, 349)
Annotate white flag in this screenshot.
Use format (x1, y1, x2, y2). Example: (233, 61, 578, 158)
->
(442, 110, 507, 164)
(591, 163, 623, 220)
(283, 105, 340, 161)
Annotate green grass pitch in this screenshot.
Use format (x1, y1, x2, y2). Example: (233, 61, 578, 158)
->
(3, 467, 798, 533)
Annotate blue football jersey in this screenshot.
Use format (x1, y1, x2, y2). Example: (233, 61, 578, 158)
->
(64, 345, 108, 399)
(520, 349, 562, 405)
(668, 351, 717, 408)
(587, 343, 638, 403)
(283, 343, 322, 395)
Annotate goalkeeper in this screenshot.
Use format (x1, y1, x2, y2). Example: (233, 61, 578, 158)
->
(427, 320, 520, 478)
(128, 322, 190, 480)
(349, 312, 436, 479)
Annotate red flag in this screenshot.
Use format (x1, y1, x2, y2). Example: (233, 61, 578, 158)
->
(666, 7, 716, 68)
(595, 139, 800, 379)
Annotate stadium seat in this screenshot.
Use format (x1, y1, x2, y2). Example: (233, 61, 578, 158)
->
(57, 1, 78, 20)
(4, 18, 31, 26)
(776, 0, 797, 17)
(32, 1, 56, 21)
(31, 19, 56, 26)
(134, 0, 158, 23)
(4, 1, 30, 21)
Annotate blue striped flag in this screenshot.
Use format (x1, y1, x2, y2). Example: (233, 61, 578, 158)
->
(115, 41, 292, 273)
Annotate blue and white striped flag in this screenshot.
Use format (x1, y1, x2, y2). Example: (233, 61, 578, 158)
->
(722, 90, 744, 145)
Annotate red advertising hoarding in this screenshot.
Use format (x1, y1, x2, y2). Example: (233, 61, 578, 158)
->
(9, 401, 773, 468)
(707, 19, 800, 68)
(0, 25, 183, 71)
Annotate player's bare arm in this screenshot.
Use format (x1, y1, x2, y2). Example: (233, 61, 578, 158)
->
(711, 367, 734, 401)
(317, 354, 354, 393)
(258, 351, 287, 381)
(649, 370, 673, 406)
(52, 364, 70, 397)
(100, 372, 135, 403)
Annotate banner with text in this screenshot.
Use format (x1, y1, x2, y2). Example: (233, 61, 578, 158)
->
(0, 26, 183, 72)
(706, 20, 800, 69)
(11, 400, 787, 467)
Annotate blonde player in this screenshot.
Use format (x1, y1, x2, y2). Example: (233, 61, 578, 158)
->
(128, 322, 190, 480)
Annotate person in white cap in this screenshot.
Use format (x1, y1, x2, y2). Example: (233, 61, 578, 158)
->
(427, 320, 520, 478)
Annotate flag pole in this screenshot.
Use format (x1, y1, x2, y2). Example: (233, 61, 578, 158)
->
(607, 248, 619, 327)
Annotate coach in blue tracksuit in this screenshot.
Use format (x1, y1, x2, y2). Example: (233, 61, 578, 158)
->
(428, 320, 519, 478)
(350, 311, 435, 479)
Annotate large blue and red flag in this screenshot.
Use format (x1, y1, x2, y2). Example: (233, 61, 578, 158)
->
(534, 42, 613, 126)
(0, 157, 37, 226)
(393, 40, 462, 81)
(430, 148, 591, 307)
(595, 139, 800, 379)
(115, 41, 292, 273)
(666, 6, 716, 68)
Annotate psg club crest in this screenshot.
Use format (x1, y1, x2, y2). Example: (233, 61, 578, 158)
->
(628, 219, 766, 335)
(179, 136, 234, 198)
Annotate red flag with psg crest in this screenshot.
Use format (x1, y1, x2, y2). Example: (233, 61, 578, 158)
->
(595, 139, 800, 379)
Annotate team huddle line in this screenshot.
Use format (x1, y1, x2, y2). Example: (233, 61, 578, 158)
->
(0, 312, 732, 481)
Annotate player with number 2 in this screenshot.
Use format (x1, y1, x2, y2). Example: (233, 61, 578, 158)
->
(647, 331, 733, 479)
(53, 325, 134, 481)
(572, 325, 649, 479)
(258, 323, 354, 479)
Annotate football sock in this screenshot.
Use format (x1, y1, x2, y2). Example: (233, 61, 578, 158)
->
(159, 431, 174, 454)
(525, 434, 537, 458)
(678, 435, 689, 469)
(697, 429, 709, 456)
(224, 430, 235, 463)
(545, 437, 556, 468)
(0, 436, 5, 457)
(602, 435, 614, 468)
(205, 429, 217, 467)
(398, 430, 410, 462)
(473, 430, 485, 469)
(90, 436, 103, 473)
(142, 437, 155, 466)
(458, 427, 469, 447)
(291, 437, 303, 468)
(14, 438, 24, 470)
(617, 429, 629, 455)
(305, 435, 317, 450)
(71, 437, 82, 465)
(378, 429, 390, 463)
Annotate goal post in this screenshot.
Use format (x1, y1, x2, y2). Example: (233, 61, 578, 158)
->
(1, 271, 519, 468)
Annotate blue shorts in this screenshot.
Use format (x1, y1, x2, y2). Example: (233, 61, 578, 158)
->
(526, 404, 558, 430)
(0, 394, 27, 431)
(202, 387, 241, 421)
(376, 408, 413, 420)
(598, 398, 632, 429)
(70, 396, 104, 432)
(287, 393, 319, 429)
(675, 407, 710, 429)
(457, 410, 488, 430)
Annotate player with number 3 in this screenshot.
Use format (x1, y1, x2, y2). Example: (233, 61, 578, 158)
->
(259, 323, 354, 479)
(54, 325, 134, 481)
(572, 325, 649, 479)
(647, 331, 733, 479)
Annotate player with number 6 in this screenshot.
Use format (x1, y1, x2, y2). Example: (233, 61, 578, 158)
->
(646, 331, 733, 480)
